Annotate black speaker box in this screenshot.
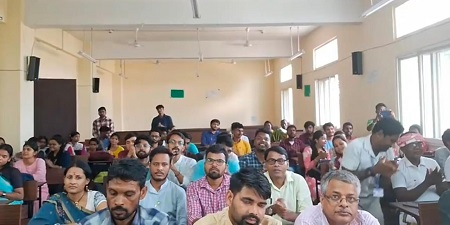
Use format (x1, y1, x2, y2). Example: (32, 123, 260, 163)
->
(93, 78, 100, 93)
(296, 74, 303, 89)
(352, 51, 363, 75)
(27, 56, 40, 81)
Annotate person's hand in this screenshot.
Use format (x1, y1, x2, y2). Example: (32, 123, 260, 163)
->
(425, 167, 442, 186)
(158, 122, 165, 127)
(271, 201, 286, 216)
(372, 157, 398, 177)
(317, 150, 328, 160)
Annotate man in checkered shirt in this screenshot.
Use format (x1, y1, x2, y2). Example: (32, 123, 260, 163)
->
(92, 106, 115, 138)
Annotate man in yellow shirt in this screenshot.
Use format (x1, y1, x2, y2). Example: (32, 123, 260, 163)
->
(194, 168, 282, 225)
(231, 122, 251, 156)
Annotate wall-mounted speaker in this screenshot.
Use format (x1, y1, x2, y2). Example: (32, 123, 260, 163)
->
(296, 74, 303, 89)
(93, 78, 100, 93)
(27, 56, 40, 81)
(352, 51, 363, 75)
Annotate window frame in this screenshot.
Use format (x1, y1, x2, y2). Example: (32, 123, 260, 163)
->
(280, 88, 294, 124)
(314, 74, 340, 127)
(313, 37, 339, 70)
(280, 64, 293, 83)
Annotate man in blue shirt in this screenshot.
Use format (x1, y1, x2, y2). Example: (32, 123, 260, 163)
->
(151, 105, 175, 131)
(201, 119, 221, 147)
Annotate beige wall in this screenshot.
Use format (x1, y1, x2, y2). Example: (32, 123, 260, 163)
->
(122, 60, 275, 130)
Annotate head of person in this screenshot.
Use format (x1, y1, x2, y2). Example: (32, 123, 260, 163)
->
(22, 140, 39, 160)
(181, 131, 192, 145)
(375, 103, 387, 115)
(334, 131, 344, 136)
(342, 122, 353, 138)
(37, 136, 48, 149)
(158, 127, 168, 141)
(371, 118, 404, 152)
(149, 147, 173, 182)
(70, 131, 80, 143)
(231, 122, 244, 139)
(409, 124, 423, 135)
(210, 119, 220, 131)
(264, 146, 289, 179)
(442, 129, 450, 149)
(304, 121, 315, 135)
(204, 144, 228, 180)
(332, 135, 347, 156)
(149, 129, 161, 145)
(64, 160, 92, 195)
(263, 121, 273, 132)
(106, 158, 148, 222)
(88, 138, 100, 152)
(0, 137, 5, 145)
(99, 126, 111, 139)
(322, 122, 335, 138)
(397, 132, 426, 161)
(109, 132, 120, 147)
(280, 119, 288, 129)
(320, 170, 361, 225)
(156, 104, 164, 115)
(0, 144, 14, 168)
(216, 133, 234, 156)
(227, 168, 271, 225)
(313, 130, 327, 149)
(134, 136, 152, 160)
(167, 131, 185, 157)
(124, 133, 137, 151)
(49, 135, 65, 153)
(98, 106, 107, 118)
(253, 129, 271, 153)
(287, 125, 297, 139)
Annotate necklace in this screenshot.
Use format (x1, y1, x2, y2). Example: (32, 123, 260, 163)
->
(69, 191, 87, 209)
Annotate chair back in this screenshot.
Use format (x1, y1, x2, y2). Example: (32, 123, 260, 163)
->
(46, 167, 65, 185)
(72, 155, 89, 163)
(23, 180, 38, 201)
(0, 205, 22, 225)
(419, 202, 440, 225)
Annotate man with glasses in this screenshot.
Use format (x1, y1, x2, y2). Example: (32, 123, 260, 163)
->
(166, 131, 196, 188)
(264, 146, 312, 224)
(295, 170, 379, 225)
(149, 129, 161, 150)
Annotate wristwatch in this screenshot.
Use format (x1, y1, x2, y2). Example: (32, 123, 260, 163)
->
(266, 206, 275, 216)
(1, 193, 6, 197)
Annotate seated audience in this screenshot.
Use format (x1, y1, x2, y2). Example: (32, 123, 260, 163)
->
(392, 132, 447, 225)
(322, 122, 335, 151)
(46, 135, 71, 169)
(264, 146, 312, 224)
(66, 131, 87, 156)
(231, 122, 251, 156)
(264, 120, 274, 133)
(408, 124, 429, 152)
(201, 119, 221, 147)
(108, 132, 124, 159)
(298, 121, 315, 147)
(330, 135, 347, 170)
(36, 136, 49, 158)
(303, 130, 331, 201)
(279, 125, 307, 175)
(294, 170, 380, 225)
(182, 131, 199, 155)
(14, 140, 49, 209)
(195, 168, 281, 225)
(272, 120, 288, 143)
(159, 127, 169, 146)
(367, 103, 387, 132)
(187, 145, 231, 225)
(342, 122, 354, 141)
(216, 132, 239, 162)
(239, 129, 271, 172)
(118, 132, 137, 159)
(98, 126, 111, 151)
(87, 138, 113, 162)
(0, 144, 24, 205)
(149, 129, 161, 149)
(30, 160, 107, 224)
(140, 147, 187, 224)
(167, 131, 196, 188)
(0, 137, 5, 145)
(341, 118, 404, 225)
(435, 129, 450, 169)
(79, 158, 169, 225)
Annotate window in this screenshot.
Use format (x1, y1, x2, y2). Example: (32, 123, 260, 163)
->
(395, 0, 450, 38)
(398, 48, 450, 138)
(281, 88, 294, 124)
(280, 64, 292, 83)
(314, 38, 338, 69)
(315, 75, 340, 127)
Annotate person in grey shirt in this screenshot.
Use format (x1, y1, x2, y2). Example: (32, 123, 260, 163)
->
(434, 129, 450, 169)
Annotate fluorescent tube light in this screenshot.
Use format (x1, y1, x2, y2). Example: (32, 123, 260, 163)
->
(78, 51, 97, 63)
(264, 71, 273, 77)
(289, 50, 305, 61)
(362, 0, 396, 17)
(191, 0, 201, 19)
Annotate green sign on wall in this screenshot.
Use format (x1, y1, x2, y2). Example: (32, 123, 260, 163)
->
(170, 89, 184, 98)
(304, 85, 311, 97)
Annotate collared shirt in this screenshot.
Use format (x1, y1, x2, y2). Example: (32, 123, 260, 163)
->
(298, 133, 313, 147)
(194, 207, 282, 225)
(233, 139, 251, 156)
(140, 180, 187, 225)
(79, 206, 169, 225)
(151, 114, 174, 130)
(434, 146, 450, 169)
(186, 174, 231, 225)
(264, 171, 312, 225)
(239, 151, 264, 172)
(341, 135, 395, 197)
(279, 138, 307, 166)
(92, 116, 114, 138)
(201, 130, 221, 146)
(294, 203, 380, 225)
(168, 155, 197, 188)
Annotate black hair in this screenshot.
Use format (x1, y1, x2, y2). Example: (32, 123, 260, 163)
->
(231, 122, 244, 130)
(124, 132, 138, 141)
(372, 118, 404, 136)
(50, 135, 66, 154)
(264, 146, 288, 160)
(210, 119, 220, 125)
(205, 144, 229, 163)
(108, 132, 120, 150)
(229, 167, 271, 200)
(23, 140, 39, 152)
(311, 130, 325, 161)
(166, 131, 185, 142)
(134, 135, 151, 146)
(64, 160, 93, 180)
(107, 158, 147, 188)
(0, 144, 13, 167)
(99, 126, 111, 132)
(342, 122, 353, 128)
(89, 138, 99, 144)
(149, 129, 161, 135)
(70, 131, 80, 138)
(332, 134, 347, 144)
(0, 137, 5, 143)
(442, 129, 450, 145)
(322, 122, 334, 130)
(98, 106, 106, 112)
(216, 133, 233, 148)
(149, 146, 173, 163)
(375, 103, 386, 111)
(181, 131, 192, 141)
(409, 124, 423, 135)
(37, 136, 48, 144)
(156, 105, 164, 110)
(254, 128, 270, 138)
(28, 137, 38, 142)
(334, 131, 344, 136)
(287, 125, 297, 130)
(264, 121, 272, 126)
(304, 121, 315, 129)
(157, 127, 167, 133)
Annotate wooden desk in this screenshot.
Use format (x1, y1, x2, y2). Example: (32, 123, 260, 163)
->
(390, 201, 439, 225)
(390, 202, 420, 222)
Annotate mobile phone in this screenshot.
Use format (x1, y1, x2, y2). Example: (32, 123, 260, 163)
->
(380, 110, 392, 118)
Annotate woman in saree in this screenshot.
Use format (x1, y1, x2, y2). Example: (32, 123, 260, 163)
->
(29, 160, 107, 224)
(0, 144, 24, 205)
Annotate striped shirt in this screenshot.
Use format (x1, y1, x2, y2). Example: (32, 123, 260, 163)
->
(279, 138, 307, 166)
(79, 206, 169, 225)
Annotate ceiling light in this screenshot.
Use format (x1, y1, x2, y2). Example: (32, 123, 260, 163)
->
(264, 71, 273, 77)
(191, 0, 201, 19)
(362, 0, 396, 17)
(78, 51, 97, 63)
(290, 49, 305, 61)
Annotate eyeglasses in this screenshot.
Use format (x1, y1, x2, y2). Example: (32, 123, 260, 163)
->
(168, 139, 184, 146)
(404, 142, 424, 150)
(135, 144, 150, 148)
(323, 194, 359, 205)
(205, 158, 226, 165)
(265, 158, 288, 165)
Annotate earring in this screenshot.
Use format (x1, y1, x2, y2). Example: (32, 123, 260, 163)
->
(85, 185, 89, 192)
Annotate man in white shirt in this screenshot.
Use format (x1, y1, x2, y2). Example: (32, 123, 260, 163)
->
(434, 129, 450, 169)
(392, 132, 448, 225)
(264, 146, 312, 224)
(167, 131, 197, 188)
(341, 118, 404, 225)
(140, 146, 187, 225)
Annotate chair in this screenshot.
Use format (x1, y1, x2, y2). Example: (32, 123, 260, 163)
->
(419, 202, 440, 225)
(72, 155, 89, 163)
(46, 168, 65, 185)
(23, 180, 38, 218)
(0, 205, 22, 225)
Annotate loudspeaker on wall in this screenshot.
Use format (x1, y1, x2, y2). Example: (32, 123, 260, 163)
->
(296, 74, 303, 89)
(93, 78, 100, 93)
(352, 51, 363, 75)
(27, 56, 40, 81)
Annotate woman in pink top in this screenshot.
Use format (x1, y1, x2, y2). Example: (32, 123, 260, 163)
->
(14, 140, 49, 211)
